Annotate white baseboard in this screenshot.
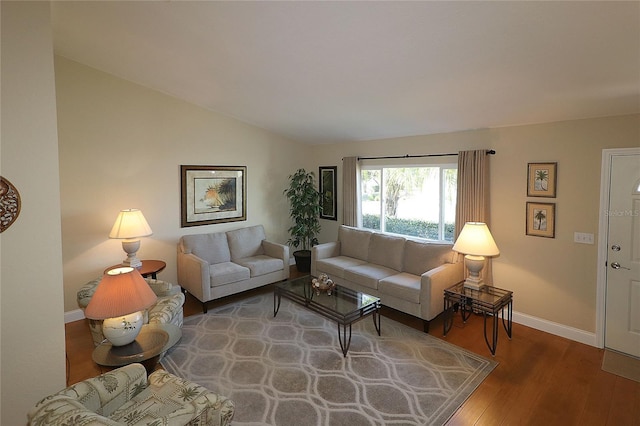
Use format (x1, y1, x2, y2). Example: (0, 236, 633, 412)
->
(513, 311, 598, 347)
(65, 308, 85, 324)
(64, 304, 599, 347)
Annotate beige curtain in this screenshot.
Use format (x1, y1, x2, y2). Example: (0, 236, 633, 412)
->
(455, 150, 493, 283)
(342, 156, 360, 227)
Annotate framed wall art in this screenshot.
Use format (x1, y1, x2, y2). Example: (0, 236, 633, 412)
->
(181, 165, 246, 227)
(526, 202, 556, 238)
(319, 166, 337, 221)
(527, 162, 557, 197)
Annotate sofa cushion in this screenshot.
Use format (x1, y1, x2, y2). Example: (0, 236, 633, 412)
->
(344, 263, 398, 290)
(368, 233, 406, 271)
(227, 225, 266, 261)
(315, 256, 368, 279)
(403, 240, 454, 276)
(379, 273, 421, 304)
(209, 262, 250, 287)
(235, 255, 284, 277)
(182, 232, 230, 265)
(338, 226, 371, 261)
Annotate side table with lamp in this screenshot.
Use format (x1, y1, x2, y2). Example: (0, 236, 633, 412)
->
(85, 267, 182, 371)
(444, 222, 513, 356)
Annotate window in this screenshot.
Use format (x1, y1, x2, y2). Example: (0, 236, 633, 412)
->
(360, 163, 457, 242)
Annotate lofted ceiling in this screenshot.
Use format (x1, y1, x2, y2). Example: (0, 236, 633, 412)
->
(51, 1, 640, 144)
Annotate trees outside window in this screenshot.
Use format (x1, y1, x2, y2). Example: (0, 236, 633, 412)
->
(360, 164, 457, 242)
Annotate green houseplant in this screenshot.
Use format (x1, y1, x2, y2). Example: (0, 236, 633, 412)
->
(284, 168, 321, 272)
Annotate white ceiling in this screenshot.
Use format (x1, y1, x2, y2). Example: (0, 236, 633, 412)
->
(51, 1, 640, 145)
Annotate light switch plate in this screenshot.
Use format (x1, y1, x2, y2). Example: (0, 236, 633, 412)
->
(574, 232, 594, 244)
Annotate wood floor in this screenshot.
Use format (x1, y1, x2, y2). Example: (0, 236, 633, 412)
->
(66, 268, 640, 425)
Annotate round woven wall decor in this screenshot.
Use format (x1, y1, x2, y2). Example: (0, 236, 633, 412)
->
(0, 176, 21, 232)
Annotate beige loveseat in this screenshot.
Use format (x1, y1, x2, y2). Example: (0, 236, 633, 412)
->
(178, 225, 289, 312)
(312, 225, 464, 331)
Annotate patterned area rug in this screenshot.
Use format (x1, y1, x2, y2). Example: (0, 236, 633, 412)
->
(161, 293, 496, 425)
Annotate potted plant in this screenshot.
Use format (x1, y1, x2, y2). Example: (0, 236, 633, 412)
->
(284, 168, 321, 272)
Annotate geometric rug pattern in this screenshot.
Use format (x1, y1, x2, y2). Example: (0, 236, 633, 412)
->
(161, 293, 497, 425)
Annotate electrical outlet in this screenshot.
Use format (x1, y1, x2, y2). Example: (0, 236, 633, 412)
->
(574, 232, 594, 244)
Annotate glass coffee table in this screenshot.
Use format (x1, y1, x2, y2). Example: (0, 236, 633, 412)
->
(274, 275, 381, 357)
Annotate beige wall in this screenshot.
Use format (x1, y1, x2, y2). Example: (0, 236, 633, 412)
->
(312, 114, 640, 334)
(53, 14, 638, 345)
(55, 56, 311, 313)
(1, 2, 66, 424)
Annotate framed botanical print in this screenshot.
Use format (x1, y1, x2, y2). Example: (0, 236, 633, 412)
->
(527, 162, 557, 197)
(181, 165, 246, 227)
(319, 166, 337, 220)
(526, 202, 556, 238)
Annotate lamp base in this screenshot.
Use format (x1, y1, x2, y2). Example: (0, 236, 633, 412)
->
(463, 254, 487, 291)
(122, 257, 143, 269)
(121, 239, 142, 268)
(102, 311, 144, 346)
(463, 276, 486, 291)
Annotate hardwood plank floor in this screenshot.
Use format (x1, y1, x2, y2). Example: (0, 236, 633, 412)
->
(65, 268, 640, 425)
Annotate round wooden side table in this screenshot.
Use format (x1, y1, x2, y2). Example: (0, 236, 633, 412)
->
(104, 259, 166, 279)
(92, 324, 181, 374)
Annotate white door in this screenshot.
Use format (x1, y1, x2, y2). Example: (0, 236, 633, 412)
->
(605, 152, 640, 357)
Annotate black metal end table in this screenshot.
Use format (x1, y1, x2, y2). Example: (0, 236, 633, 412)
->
(443, 282, 513, 356)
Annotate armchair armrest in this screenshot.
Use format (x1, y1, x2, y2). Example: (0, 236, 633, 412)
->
(77, 277, 101, 310)
(419, 261, 464, 321)
(145, 278, 181, 297)
(262, 240, 290, 279)
(27, 364, 147, 425)
(311, 242, 340, 277)
(177, 248, 211, 303)
(135, 370, 235, 425)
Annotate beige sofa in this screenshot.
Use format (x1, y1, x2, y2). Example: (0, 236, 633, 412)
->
(178, 225, 289, 312)
(312, 225, 464, 331)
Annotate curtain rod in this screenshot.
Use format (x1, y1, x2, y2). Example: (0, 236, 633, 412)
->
(354, 149, 495, 161)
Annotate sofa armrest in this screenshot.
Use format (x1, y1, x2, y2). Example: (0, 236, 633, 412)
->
(28, 364, 147, 425)
(419, 261, 464, 321)
(262, 240, 290, 279)
(177, 249, 211, 303)
(311, 242, 341, 276)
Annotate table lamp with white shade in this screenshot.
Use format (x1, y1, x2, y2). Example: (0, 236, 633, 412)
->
(452, 222, 500, 291)
(84, 267, 157, 346)
(109, 208, 153, 268)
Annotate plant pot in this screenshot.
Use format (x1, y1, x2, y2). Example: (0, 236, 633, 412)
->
(293, 250, 312, 273)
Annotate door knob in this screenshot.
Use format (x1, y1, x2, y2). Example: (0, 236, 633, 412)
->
(611, 262, 630, 270)
(611, 245, 621, 251)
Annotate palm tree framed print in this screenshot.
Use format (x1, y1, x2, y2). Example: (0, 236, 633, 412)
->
(527, 162, 557, 197)
(526, 202, 556, 238)
(181, 165, 247, 227)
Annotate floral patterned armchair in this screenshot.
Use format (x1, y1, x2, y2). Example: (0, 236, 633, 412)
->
(27, 363, 235, 425)
(78, 277, 185, 347)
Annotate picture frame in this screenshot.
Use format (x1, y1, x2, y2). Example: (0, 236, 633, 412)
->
(181, 165, 246, 227)
(319, 166, 337, 221)
(527, 162, 557, 197)
(526, 202, 556, 238)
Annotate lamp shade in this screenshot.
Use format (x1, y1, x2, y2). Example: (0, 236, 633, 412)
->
(85, 267, 157, 320)
(109, 209, 153, 239)
(452, 222, 500, 257)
